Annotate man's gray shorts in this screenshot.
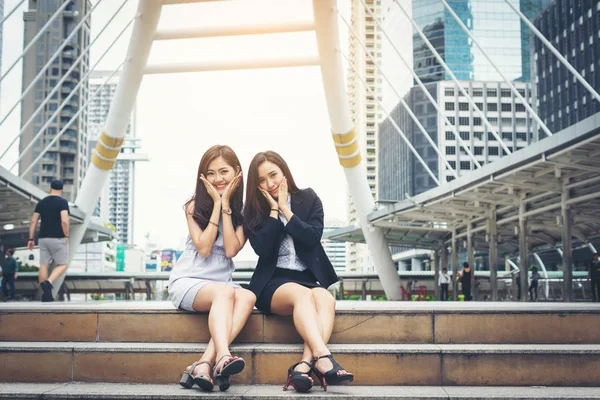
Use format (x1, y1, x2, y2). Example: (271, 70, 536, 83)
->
(39, 238, 69, 265)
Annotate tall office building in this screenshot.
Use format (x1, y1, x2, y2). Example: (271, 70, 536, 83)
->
(412, 0, 552, 84)
(87, 72, 147, 244)
(381, 81, 533, 197)
(534, 0, 600, 134)
(346, 0, 381, 272)
(379, 0, 549, 202)
(322, 223, 348, 273)
(345, 0, 413, 272)
(19, 0, 91, 202)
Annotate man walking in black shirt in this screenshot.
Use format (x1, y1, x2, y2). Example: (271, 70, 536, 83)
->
(28, 180, 70, 302)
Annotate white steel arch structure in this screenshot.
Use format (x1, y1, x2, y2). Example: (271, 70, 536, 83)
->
(2, 0, 599, 302)
(62, 0, 403, 300)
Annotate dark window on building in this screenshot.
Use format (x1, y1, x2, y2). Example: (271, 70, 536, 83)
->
(474, 132, 483, 140)
(489, 147, 499, 156)
(487, 103, 498, 111)
(460, 161, 471, 170)
(474, 146, 484, 155)
(487, 89, 497, 97)
(515, 103, 526, 112)
(445, 102, 455, 111)
(501, 103, 512, 112)
(516, 132, 527, 141)
(473, 117, 482, 126)
(459, 132, 470, 140)
(502, 146, 514, 156)
(446, 146, 456, 155)
(459, 102, 469, 111)
(459, 117, 469, 126)
(445, 132, 454, 140)
(501, 89, 512, 97)
(502, 132, 513, 140)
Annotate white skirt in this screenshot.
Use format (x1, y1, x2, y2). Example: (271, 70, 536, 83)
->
(171, 277, 240, 311)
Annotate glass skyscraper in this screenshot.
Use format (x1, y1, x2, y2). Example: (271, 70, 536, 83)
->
(379, 0, 550, 203)
(412, 0, 551, 84)
(534, 0, 600, 134)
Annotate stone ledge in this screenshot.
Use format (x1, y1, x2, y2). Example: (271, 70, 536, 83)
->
(1, 342, 600, 355)
(1, 301, 600, 315)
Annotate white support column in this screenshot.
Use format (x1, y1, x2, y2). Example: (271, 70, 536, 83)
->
(441, 243, 448, 273)
(52, 1, 163, 298)
(312, 0, 401, 300)
(433, 248, 440, 300)
(452, 229, 459, 301)
(532, 252, 550, 300)
(519, 197, 529, 302)
(561, 180, 573, 302)
(488, 209, 498, 301)
(411, 258, 422, 272)
(467, 220, 475, 300)
(397, 260, 407, 271)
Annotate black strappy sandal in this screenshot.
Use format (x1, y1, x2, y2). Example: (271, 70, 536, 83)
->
(213, 355, 245, 392)
(283, 361, 313, 392)
(311, 354, 354, 391)
(179, 360, 214, 391)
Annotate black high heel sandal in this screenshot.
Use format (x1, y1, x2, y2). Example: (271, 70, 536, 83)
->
(283, 361, 313, 392)
(213, 355, 245, 392)
(179, 360, 214, 391)
(311, 354, 354, 391)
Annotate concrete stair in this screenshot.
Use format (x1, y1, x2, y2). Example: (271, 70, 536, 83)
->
(1, 301, 600, 398)
(1, 302, 599, 344)
(3, 383, 600, 400)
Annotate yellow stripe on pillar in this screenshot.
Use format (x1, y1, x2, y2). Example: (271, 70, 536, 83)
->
(100, 131, 124, 148)
(95, 142, 120, 160)
(91, 152, 116, 170)
(332, 128, 361, 168)
(91, 131, 122, 170)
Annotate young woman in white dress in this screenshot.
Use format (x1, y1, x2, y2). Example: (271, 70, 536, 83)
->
(168, 145, 256, 392)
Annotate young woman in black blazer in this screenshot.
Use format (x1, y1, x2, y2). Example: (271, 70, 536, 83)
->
(243, 151, 354, 392)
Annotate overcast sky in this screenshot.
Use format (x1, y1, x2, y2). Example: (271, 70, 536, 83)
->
(0, 0, 361, 260)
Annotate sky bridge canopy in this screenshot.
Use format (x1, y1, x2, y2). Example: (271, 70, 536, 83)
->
(326, 113, 600, 257)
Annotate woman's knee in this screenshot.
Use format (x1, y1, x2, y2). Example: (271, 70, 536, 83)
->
(236, 289, 256, 308)
(312, 288, 335, 308)
(216, 285, 236, 301)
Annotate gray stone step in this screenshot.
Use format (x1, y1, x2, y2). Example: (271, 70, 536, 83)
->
(2, 383, 600, 399)
(1, 342, 600, 386)
(1, 301, 599, 344)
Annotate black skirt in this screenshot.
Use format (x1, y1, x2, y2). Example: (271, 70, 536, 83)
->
(255, 268, 323, 313)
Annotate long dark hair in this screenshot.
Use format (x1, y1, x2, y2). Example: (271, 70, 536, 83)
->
(243, 151, 299, 235)
(185, 145, 244, 230)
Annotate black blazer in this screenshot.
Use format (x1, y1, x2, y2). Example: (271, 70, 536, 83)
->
(246, 188, 339, 298)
